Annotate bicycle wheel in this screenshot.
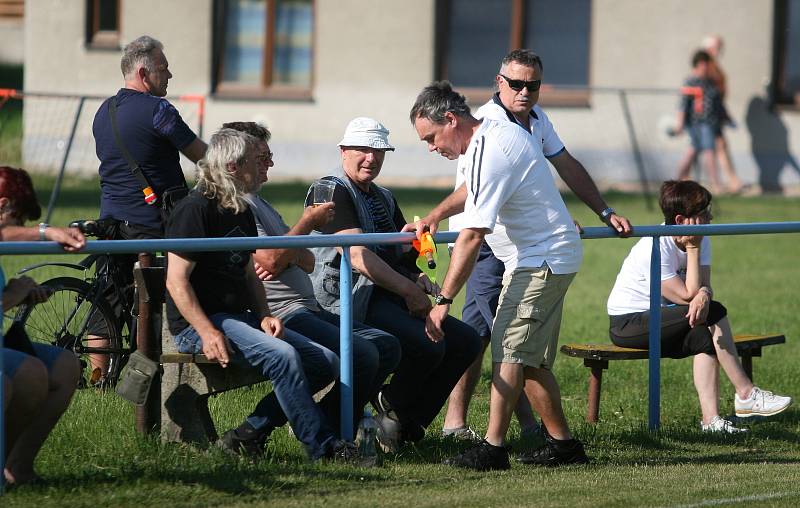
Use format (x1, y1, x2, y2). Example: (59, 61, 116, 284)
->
(14, 276, 126, 387)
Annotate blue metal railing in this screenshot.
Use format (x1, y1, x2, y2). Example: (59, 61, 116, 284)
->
(2, 221, 799, 492)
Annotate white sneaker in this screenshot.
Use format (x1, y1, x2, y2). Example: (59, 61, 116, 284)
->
(701, 415, 748, 434)
(735, 387, 792, 418)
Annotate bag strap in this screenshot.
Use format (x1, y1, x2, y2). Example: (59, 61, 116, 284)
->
(109, 97, 160, 207)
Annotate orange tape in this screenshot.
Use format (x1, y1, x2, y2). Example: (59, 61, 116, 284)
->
(680, 86, 704, 115)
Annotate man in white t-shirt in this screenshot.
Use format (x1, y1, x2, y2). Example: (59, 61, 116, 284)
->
(434, 49, 632, 444)
(409, 81, 590, 471)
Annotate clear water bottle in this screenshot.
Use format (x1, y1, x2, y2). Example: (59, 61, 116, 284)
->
(356, 408, 380, 467)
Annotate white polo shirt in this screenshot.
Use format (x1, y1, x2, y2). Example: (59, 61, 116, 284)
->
(606, 233, 712, 315)
(449, 95, 565, 233)
(458, 118, 582, 274)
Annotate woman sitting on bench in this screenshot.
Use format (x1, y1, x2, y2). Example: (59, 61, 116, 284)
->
(606, 180, 791, 433)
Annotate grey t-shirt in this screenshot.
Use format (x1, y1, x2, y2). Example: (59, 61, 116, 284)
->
(245, 194, 319, 319)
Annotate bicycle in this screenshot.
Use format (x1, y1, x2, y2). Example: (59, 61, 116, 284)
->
(12, 219, 139, 388)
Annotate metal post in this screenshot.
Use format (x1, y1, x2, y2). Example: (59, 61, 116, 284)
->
(619, 90, 653, 211)
(134, 253, 159, 434)
(339, 247, 354, 441)
(648, 237, 662, 430)
(1, 266, 6, 494)
(46, 96, 86, 224)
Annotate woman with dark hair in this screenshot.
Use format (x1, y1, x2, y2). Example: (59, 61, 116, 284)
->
(607, 180, 791, 433)
(1, 166, 84, 486)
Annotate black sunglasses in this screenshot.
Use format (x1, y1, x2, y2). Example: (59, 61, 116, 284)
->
(500, 74, 542, 92)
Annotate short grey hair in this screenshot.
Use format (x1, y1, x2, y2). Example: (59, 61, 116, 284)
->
(195, 128, 259, 213)
(499, 49, 544, 74)
(409, 81, 471, 125)
(121, 35, 164, 78)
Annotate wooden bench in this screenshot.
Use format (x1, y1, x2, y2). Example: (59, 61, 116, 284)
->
(560, 334, 785, 423)
(160, 346, 267, 446)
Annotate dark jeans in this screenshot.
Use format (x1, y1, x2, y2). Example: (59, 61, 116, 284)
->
(88, 221, 163, 337)
(174, 311, 338, 459)
(609, 301, 727, 359)
(462, 241, 504, 338)
(283, 307, 401, 436)
(365, 288, 482, 430)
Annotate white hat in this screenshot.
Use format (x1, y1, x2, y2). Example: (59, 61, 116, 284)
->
(337, 117, 395, 151)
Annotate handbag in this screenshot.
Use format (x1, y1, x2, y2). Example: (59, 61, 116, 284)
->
(115, 350, 159, 405)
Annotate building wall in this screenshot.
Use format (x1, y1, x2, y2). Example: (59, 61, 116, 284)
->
(21, 0, 800, 190)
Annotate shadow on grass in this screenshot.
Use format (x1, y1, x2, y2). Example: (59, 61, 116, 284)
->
(29, 450, 389, 497)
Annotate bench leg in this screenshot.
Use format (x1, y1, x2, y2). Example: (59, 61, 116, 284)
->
(585, 359, 608, 424)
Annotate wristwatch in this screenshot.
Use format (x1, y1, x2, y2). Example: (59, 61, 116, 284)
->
(599, 207, 615, 223)
(434, 294, 453, 306)
(38, 222, 49, 241)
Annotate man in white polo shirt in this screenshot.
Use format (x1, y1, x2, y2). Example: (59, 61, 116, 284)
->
(409, 81, 589, 471)
(437, 49, 632, 442)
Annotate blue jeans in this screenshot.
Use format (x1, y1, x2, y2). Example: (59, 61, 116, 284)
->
(283, 307, 401, 435)
(174, 311, 338, 459)
(365, 288, 482, 431)
(3, 343, 66, 378)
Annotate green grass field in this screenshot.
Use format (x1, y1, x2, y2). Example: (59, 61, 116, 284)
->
(3, 176, 800, 507)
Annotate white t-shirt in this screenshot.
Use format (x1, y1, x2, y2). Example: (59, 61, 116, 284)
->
(449, 97, 564, 233)
(606, 233, 712, 315)
(458, 118, 582, 274)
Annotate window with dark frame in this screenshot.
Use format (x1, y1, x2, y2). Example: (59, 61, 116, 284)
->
(772, 0, 800, 106)
(86, 0, 120, 49)
(435, 0, 592, 106)
(213, 0, 314, 99)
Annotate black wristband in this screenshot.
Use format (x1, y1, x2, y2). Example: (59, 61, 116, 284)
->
(434, 294, 453, 306)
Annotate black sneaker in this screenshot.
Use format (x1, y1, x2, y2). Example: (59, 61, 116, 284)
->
(443, 440, 511, 471)
(516, 439, 589, 466)
(324, 439, 359, 463)
(218, 428, 268, 459)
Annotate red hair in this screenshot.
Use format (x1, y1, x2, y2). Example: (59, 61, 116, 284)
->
(0, 166, 42, 222)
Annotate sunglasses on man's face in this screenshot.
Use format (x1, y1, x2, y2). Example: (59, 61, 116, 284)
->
(500, 74, 542, 92)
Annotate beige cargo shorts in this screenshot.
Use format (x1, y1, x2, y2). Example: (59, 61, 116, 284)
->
(490, 265, 576, 369)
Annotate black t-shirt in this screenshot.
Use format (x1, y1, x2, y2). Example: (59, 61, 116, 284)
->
(165, 191, 257, 334)
(307, 180, 418, 274)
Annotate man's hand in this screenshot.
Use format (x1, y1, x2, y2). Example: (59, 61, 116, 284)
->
(425, 304, 449, 342)
(302, 202, 335, 229)
(686, 290, 710, 327)
(605, 213, 633, 237)
(261, 316, 285, 339)
(201, 328, 232, 367)
(403, 284, 433, 318)
(416, 273, 441, 296)
(402, 214, 439, 240)
(253, 261, 277, 281)
(46, 226, 86, 251)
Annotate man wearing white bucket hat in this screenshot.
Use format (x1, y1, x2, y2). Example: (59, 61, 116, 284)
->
(308, 117, 481, 453)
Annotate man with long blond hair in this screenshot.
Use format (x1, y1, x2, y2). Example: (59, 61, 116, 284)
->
(165, 128, 356, 461)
